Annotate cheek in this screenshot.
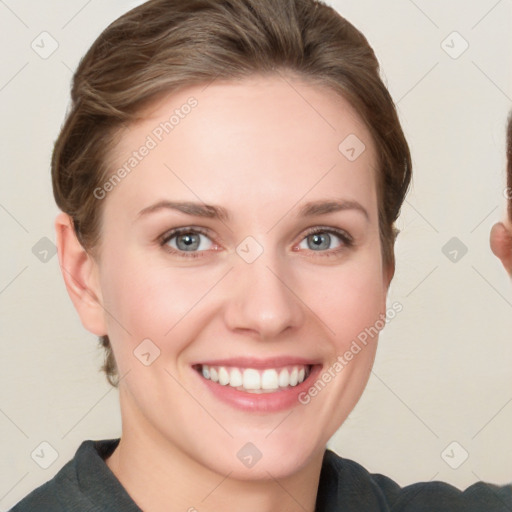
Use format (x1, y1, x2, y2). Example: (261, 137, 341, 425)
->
(99, 255, 223, 358)
(306, 255, 387, 346)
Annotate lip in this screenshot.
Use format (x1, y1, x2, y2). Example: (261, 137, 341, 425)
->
(192, 356, 320, 369)
(192, 359, 323, 413)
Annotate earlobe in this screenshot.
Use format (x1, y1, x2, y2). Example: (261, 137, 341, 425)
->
(490, 222, 512, 275)
(383, 259, 395, 291)
(55, 212, 108, 336)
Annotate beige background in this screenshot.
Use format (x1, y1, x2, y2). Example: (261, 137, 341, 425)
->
(0, 0, 511, 509)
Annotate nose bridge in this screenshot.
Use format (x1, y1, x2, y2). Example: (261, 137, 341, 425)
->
(224, 240, 304, 338)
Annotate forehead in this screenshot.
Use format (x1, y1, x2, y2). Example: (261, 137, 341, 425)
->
(105, 74, 378, 221)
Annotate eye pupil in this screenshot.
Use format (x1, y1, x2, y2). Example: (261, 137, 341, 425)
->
(308, 233, 330, 251)
(177, 233, 200, 251)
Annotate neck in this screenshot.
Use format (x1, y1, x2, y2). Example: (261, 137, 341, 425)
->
(105, 404, 324, 512)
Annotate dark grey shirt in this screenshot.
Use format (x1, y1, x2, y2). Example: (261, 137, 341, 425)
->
(10, 438, 512, 511)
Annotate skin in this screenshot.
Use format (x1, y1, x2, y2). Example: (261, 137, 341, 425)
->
(490, 117, 512, 275)
(56, 74, 393, 512)
(490, 221, 512, 275)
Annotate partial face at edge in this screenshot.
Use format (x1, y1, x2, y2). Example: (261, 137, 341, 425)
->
(490, 116, 512, 276)
(88, 74, 391, 478)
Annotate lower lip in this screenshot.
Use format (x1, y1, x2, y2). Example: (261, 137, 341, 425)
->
(195, 365, 323, 413)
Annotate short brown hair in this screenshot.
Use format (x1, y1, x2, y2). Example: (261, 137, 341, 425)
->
(52, 0, 412, 387)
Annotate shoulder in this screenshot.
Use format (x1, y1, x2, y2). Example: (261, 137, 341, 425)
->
(319, 449, 512, 512)
(9, 439, 122, 512)
(9, 469, 75, 512)
(9, 455, 84, 512)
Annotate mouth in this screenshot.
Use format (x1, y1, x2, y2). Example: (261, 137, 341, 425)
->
(193, 363, 313, 394)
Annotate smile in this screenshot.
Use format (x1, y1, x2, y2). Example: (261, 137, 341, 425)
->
(196, 364, 312, 393)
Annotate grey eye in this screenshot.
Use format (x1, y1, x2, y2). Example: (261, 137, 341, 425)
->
(299, 231, 343, 251)
(176, 233, 200, 251)
(166, 231, 214, 252)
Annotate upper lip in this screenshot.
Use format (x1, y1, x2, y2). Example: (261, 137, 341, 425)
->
(192, 356, 320, 369)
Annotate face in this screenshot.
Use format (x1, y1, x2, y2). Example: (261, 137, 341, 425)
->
(490, 120, 512, 275)
(491, 220, 512, 275)
(91, 74, 390, 479)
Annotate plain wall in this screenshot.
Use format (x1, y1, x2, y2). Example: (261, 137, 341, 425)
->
(0, 0, 511, 509)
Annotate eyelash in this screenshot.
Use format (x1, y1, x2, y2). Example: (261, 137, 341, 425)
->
(159, 226, 354, 259)
(159, 227, 217, 259)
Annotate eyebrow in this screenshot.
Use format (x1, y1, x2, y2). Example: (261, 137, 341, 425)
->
(136, 199, 369, 222)
(136, 201, 230, 222)
(298, 199, 368, 220)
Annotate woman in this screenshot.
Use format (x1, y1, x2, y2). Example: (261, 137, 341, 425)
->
(10, 0, 511, 510)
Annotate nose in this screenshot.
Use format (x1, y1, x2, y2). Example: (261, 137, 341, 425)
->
(223, 249, 305, 340)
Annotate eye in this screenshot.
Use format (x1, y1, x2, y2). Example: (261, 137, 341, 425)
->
(160, 227, 216, 257)
(297, 227, 353, 254)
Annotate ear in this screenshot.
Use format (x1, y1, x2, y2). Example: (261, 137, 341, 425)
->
(55, 212, 108, 335)
(490, 222, 512, 276)
(379, 260, 395, 315)
(384, 260, 395, 289)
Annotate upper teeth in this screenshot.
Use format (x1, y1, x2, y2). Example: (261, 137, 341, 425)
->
(200, 365, 309, 393)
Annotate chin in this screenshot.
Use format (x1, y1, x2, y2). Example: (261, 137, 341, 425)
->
(194, 429, 326, 482)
